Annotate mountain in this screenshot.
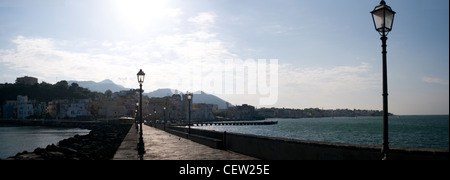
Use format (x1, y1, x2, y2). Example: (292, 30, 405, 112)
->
(145, 88, 232, 109)
(192, 91, 233, 110)
(67, 79, 129, 93)
(65, 80, 232, 109)
(146, 88, 177, 98)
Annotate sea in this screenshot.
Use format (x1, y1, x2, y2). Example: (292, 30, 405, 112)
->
(0, 126, 90, 159)
(193, 115, 449, 150)
(0, 115, 447, 159)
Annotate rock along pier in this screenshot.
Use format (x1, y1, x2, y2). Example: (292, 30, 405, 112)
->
(1, 119, 132, 160)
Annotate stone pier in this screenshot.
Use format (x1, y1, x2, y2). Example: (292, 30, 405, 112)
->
(141, 124, 257, 160)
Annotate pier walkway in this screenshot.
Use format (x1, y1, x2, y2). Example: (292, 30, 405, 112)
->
(113, 123, 139, 160)
(141, 124, 257, 160)
(111, 123, 449, 160)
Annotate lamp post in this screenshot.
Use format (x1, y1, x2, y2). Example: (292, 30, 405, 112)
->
(163, 106, 166, 131)
(371, 0, 395, 160)
(137, 69, 146, 160)
(135, 104, 139, 132)
(187, 92, 193, 134)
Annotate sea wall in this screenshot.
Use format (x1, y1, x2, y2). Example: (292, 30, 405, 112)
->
(226, 131, 449, 160)
(164, 125, 449, 160)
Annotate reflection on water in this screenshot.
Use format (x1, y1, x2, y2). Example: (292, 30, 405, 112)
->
(0, 126, 90, 159)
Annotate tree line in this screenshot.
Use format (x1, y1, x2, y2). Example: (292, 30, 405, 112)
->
(0, 81, 104, 104)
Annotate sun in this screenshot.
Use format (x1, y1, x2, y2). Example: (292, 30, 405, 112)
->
(113, 0, 169, 32)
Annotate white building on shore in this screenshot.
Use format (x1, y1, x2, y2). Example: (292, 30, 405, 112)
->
(17, 96, 34, 119)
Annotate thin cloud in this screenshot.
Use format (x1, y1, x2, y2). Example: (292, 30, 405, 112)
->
(0, 12, 236, 90)
(0, 36, 136, 85)
(422, 76, 449, 85)
(188, 12, 216, 25)
(0, 10, 382, 110)
(280, 62, 378, 92)
(272, 62, 380, 109)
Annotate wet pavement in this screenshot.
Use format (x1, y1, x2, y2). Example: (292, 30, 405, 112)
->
(141, 124, 257, 160)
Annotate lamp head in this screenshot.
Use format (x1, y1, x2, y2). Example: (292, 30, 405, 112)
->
(137, 69, 145, 84)
(371, 0, 396, 35)
(187, 92, 193, 100)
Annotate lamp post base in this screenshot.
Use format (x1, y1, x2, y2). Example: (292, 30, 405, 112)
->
(382, 153, 388, 161)
(137, 137, 145, 160)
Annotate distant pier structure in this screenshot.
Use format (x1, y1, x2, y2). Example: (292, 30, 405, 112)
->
(189, 121, 278, 126)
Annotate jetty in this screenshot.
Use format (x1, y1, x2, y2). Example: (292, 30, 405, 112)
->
(179, 120, 278, 126)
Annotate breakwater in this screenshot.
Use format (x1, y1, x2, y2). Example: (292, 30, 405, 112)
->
(159, 124, 449, 160)
(191, 121, 278, 126)
(1, 119, 132, 160)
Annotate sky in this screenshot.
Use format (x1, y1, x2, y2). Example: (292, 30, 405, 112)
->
(0, 0, 448, 115)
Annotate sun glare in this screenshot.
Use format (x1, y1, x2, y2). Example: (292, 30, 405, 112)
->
(113, 0, 169, 32)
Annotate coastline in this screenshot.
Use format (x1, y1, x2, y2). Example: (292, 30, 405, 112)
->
(0, 119, 132, 160)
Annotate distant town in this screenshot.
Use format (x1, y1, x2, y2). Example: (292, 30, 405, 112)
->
(1, 76, 391, 122)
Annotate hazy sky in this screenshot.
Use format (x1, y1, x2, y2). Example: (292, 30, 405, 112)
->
(0, 0, 448, 115)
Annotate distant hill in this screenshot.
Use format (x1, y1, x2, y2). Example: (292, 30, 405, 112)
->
(67, 79, 129, 93)
(146, 88, 232, 109)
(192, 91, 233, 110)
(66, 80, 233, 109)
(146, 88, 176, 98)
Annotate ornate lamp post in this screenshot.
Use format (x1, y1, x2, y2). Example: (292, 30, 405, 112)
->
(135, 103, 139, 131)
(154, 109, 156, 126)
(371, 0, 396, 160)
(187, 92, 193, 134)
(137, 69, 146, 160)
(163, 106, 166, 131)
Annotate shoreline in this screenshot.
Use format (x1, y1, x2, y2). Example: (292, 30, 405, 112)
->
(1, 119, 132, 160)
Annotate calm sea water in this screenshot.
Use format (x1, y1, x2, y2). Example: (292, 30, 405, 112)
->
(0, 126, 90, 159)
(193, 115, 449, 149)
